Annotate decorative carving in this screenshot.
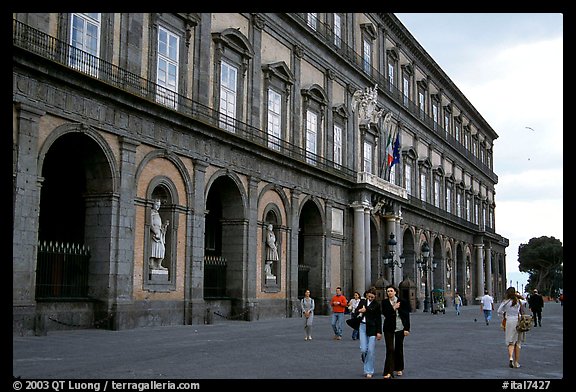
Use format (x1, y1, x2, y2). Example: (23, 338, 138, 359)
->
(352, 84, 385, 127)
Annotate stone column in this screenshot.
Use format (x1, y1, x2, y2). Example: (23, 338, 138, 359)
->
(475, 243, 485, 300)
(351, 201, 366, 294)
(245, 176, 259, 319)
(13, 103, 44, 335)
(484, 245, 493, 295)
(364, 205, 372, 288)
(288, 188, 301, 315)
(189, 159, 208, 324)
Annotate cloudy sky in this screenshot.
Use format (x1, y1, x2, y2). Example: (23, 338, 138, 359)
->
(395, 13, 563, 291)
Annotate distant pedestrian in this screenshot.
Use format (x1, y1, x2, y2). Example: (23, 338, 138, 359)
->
(330, 286, 348, 340)
(497, 287, 528, 368)
(353, 287, 382, 378)
(480, 290, 494, 325)
(301, 289, 315, 340)
(381, 285, 411, 379)
(527, 289, 544, 327)
(453, 292, 463, 315)
(348, 291, 362, 340)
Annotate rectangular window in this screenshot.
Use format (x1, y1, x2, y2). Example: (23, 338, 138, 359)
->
(420, 172, 427, 201)
(466, 197, 471, 221)
(405, 165, 412, 195)
(306, 110, 318, 164)
(307, 13, 317, 30)
(69, 13, 101, 77)
(388, 63, 394, 91)
(444, 113, 450, 137)
(219, 61, 238, 132)
(418, 91, 425, 119)
(333, 124, 343, 165)
(446, 187, 452, 213)
(156, 26, 179, 109)
(267, 89, 282, 151)
(403, 76, 409, 106)
(455, 123, 460, 143)
(432, 103, 439, 131)
(390, 164, 397, 184)
(363, 142, 372, 174)
(465, 132, 470, 150)
(333, 14, 342, 47)
(475, 203, 479, 224)
(456, 193, 462, 218)
(434, 179, 440, 208)
(363, 39, 372, 74)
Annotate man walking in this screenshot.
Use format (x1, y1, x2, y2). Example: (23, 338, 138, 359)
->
(330, 287, 348, 340)
(528, 289, 544, 327)
(480, 289, 494, 325)
(453, 292, 463, 315)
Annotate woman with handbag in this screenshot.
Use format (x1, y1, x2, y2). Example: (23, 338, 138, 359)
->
(381, 284, 411, 379)
(301, 289, 315, 341)
(354, 288, 382, 378)
(497, 287, 528, 368)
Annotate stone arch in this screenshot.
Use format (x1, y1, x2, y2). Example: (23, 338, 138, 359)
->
(297, 196, 325, 306)
(36, 124, 116, 302)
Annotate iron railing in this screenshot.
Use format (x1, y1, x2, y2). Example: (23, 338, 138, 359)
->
(35, 241, 91, 299)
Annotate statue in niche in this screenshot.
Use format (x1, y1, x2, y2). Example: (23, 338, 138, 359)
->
(149, 199, 169, 271)
(265, 224, 279, 279)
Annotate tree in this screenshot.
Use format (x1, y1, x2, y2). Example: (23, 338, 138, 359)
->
(518, 236, 563, 297)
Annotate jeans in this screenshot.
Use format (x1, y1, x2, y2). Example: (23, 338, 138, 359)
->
(359, 323, 377, 376)
(331, 312, 345, 337)
(455, 304, 461, 315)
(483, 309, 492, 323)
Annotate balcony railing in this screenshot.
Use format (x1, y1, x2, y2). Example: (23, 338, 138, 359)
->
(13, 19, 356, 183)
(14, 18, 491, 235)
(289, 13, 497, 183)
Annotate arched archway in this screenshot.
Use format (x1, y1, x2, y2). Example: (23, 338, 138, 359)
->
(204, 175, 246, 302)
(297, 199, 324, 306)
(37, 131, 114, 300)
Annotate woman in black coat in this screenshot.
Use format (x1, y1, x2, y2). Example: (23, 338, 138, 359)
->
(353, 288, 382, 378)
(381, 284, 411, 378)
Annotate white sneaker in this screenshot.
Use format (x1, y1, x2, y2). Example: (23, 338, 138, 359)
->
(304, 337, 308, 340)
(308, 336, 312, 340)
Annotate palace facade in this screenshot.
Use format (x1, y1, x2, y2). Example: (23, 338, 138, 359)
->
(13, 13, 508, 333)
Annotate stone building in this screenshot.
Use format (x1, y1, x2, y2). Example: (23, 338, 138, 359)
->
(12, 13, 508, 334)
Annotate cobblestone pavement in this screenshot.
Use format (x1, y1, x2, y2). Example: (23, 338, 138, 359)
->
(13, 301, 566, 388)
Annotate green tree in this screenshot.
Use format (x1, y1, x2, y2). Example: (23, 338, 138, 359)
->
(518, 236, 563, 297)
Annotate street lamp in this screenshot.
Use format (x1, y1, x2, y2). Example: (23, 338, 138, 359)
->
(382, 233, 405, 285)
(417, 241, 437, 312)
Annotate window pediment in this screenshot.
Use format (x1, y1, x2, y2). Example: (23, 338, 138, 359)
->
(360, 23, 377, 40)
(212, 28, 254, 59)
(263, 61, 294, 85)
(332, 104, 349, 119)
(301, 84, 328, 107)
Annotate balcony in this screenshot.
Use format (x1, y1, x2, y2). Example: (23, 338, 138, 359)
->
(356, 171, 407, 199)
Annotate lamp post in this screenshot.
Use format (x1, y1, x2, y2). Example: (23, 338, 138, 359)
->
(417, 241, 436, 313)
(382, 233, 405, 285)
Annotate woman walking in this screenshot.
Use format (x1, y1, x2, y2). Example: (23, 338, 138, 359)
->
(381, 285, 411, 379)
(301, 289, 315, 340)
(497, 287, 527, 368)
(353, 287, 382, 378)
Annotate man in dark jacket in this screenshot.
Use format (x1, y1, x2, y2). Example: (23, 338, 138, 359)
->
(528, 289, 544, 327)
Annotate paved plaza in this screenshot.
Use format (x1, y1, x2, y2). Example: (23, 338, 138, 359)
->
(13, 301, 566, 388)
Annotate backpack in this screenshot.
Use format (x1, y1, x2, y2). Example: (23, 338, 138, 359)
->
(516, 303, 533, 333)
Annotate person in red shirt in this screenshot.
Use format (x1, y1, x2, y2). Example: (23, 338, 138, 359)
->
(330, 286, 348, 340)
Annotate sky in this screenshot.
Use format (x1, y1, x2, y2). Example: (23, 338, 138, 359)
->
(395, 13, 563, 292)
